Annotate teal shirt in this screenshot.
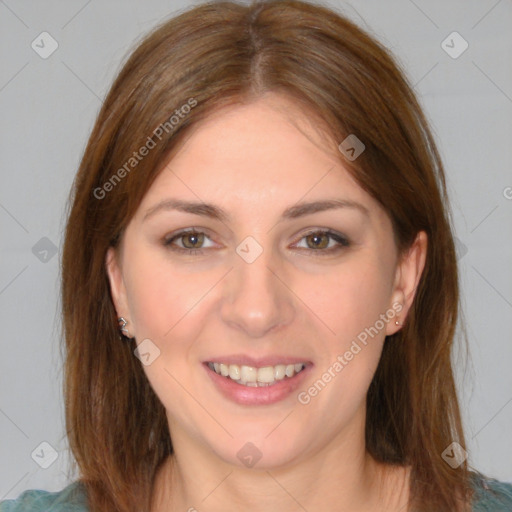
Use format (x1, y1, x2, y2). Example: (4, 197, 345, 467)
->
(1, 472, 511, 511)
(0, 481, 87, 512)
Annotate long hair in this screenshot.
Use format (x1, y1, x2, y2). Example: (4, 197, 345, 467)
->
(61, 1, 474, 510)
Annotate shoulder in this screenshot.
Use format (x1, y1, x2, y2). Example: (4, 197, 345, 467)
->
(0, 481, 88, 512)
(471, 471, 512, 511)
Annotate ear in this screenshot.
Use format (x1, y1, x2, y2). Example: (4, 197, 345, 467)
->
(105, 246, 129, 320)
(386, 231, 428, 335)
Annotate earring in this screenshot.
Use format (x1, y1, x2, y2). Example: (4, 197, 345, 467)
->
(395, 319, 403, 326)
(118, 317, 132, 339)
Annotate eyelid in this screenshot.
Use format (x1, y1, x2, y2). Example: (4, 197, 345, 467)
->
(163, 228, 216, 249)
(163, 226, 350, 257)
(291, 228, 350, 254)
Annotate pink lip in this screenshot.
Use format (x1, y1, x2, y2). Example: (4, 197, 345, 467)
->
(203, 362, 313, 406)
(202, 354, 312, 367)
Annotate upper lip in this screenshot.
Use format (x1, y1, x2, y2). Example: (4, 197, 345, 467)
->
(203, 354, 312, 367)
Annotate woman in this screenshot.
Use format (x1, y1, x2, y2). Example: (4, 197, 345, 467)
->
(1, 1, 511, 511)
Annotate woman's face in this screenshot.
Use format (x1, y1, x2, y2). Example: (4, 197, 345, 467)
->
(106, 93, 425, 470)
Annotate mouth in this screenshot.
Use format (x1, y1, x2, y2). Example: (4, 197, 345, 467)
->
(203, 357, 312, 406)
(207, 361, 307, 387)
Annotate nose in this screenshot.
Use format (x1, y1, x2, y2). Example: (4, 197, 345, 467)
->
(220, 242, 295, 338)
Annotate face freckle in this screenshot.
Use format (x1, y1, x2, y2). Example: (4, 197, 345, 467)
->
(106, 92, 407, 471)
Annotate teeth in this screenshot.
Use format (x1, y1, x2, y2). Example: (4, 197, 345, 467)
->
(274, 364, 286, 380)
(208, 361, 306, 387)
(258, 366, 275, 383)
(228, 365, 240, 380)
(220, 363, 229, 377)
(240, 365, 257, 383)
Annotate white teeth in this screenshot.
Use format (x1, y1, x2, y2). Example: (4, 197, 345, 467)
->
(274, 364, 286, 380)
(208, 361, 306, 387)
(228, 365, 240, 380)
(257, 366, 275, 383)
(240, 365, 257, 383)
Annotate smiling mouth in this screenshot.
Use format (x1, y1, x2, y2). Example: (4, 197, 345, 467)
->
(207, 361, 307, 387)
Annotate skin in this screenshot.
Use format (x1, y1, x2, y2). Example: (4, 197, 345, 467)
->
(106, 92, 427, 512)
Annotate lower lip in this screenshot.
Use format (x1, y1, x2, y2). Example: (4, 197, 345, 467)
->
(203, 363, 312, 406)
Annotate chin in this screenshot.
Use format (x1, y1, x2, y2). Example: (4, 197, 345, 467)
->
(206, 424, 310, 471)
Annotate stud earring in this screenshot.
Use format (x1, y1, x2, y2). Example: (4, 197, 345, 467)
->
(395, 319, 403, 326)
(118, 317, 132, 339)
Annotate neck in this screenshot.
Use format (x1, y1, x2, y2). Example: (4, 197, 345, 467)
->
(151, 408, 410, 512)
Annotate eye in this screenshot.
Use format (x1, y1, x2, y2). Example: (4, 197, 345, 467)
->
(293, 229, 350, 255)
(163, 228, 215, 255)
(163, 228, 350, 257)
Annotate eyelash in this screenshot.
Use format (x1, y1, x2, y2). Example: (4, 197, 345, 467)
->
(163, 228, 350, 257)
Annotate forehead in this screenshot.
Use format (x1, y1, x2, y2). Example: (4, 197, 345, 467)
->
(138, 94, 374, 214)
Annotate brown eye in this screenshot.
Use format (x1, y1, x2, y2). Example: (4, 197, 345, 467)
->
(294, 229, 350, 256)
(305, 232, 330, 249)
(180, 231, 205, 249)
(163, 229, 214, 255)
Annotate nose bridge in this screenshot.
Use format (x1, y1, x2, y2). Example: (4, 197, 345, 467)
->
(220, 238, 295, 337)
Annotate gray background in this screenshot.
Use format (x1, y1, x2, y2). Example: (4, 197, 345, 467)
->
(1, 0, 511, 499)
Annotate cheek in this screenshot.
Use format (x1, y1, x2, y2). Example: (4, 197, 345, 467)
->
(294, 256, 394, 405)
(297, 255, 394, 344)
(122, 252, 217, 422)
(123, 248, 214, 340)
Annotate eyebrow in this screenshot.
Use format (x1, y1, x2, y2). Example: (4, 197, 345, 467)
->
(142, 198, 370, 222)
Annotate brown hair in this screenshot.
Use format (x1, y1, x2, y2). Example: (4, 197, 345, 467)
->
(61, 1, 475, 510)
